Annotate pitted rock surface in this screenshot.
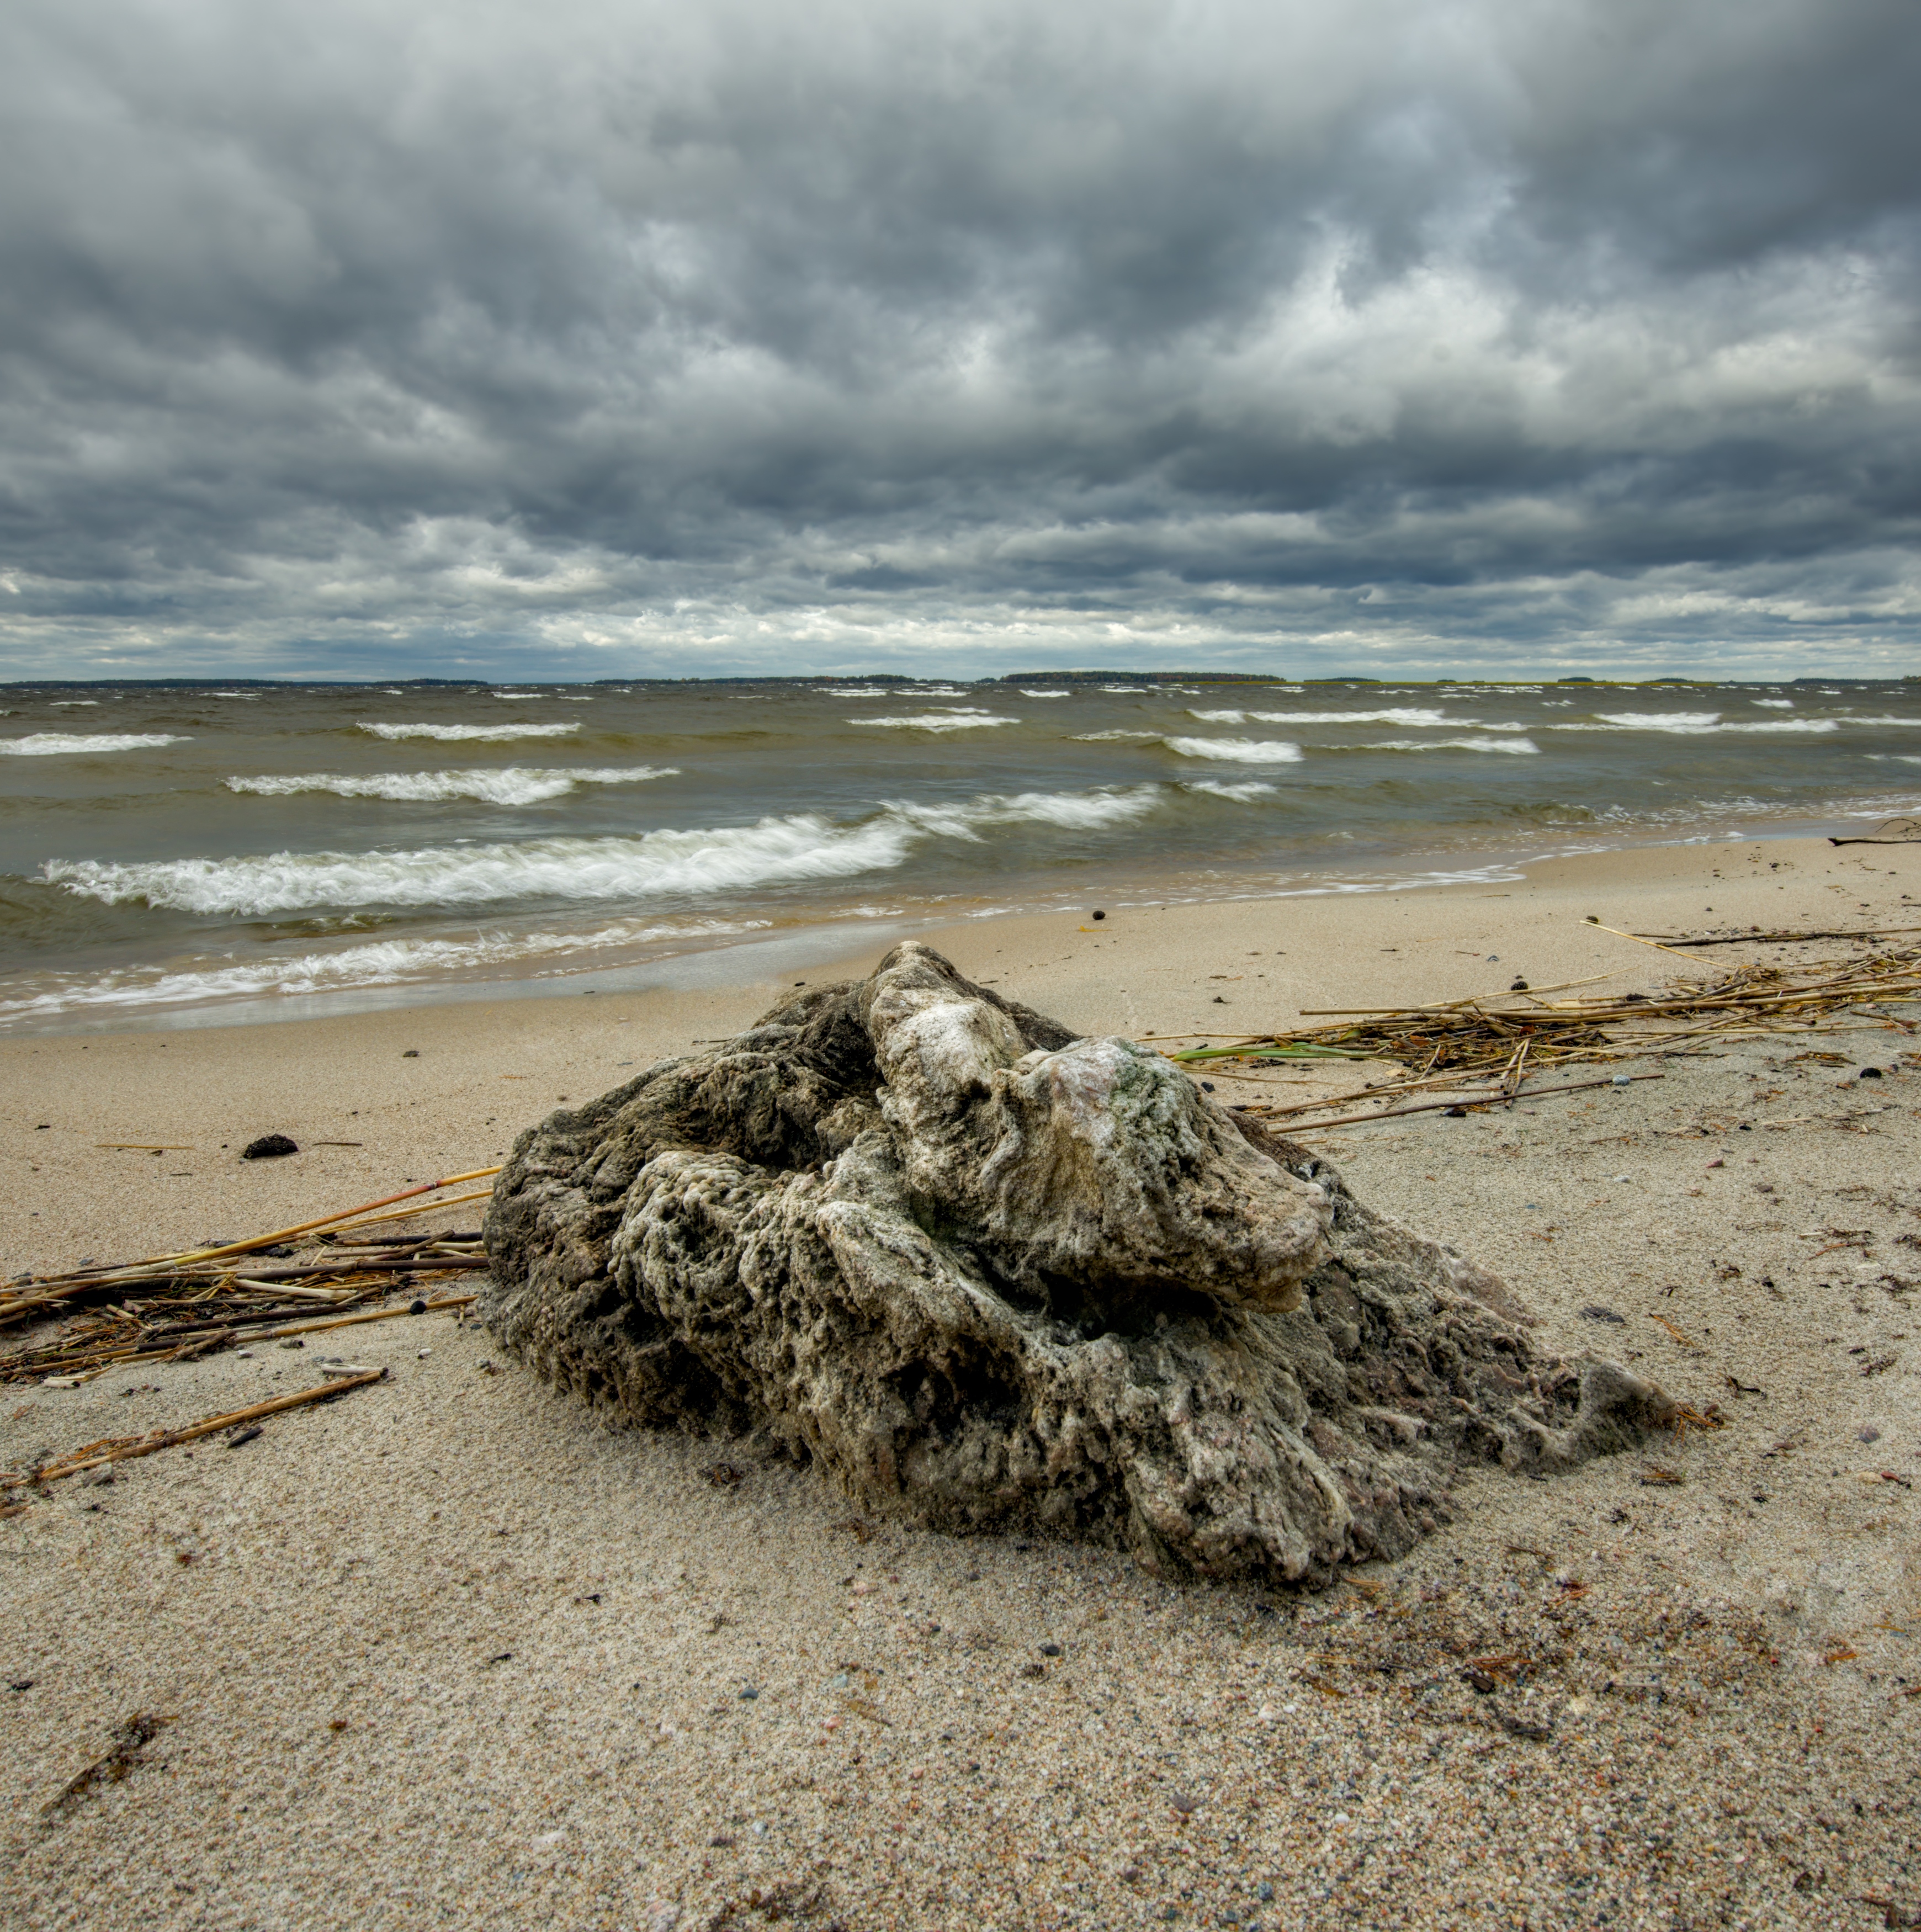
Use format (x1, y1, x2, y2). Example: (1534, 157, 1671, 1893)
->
(484, 942, 1671, 1583)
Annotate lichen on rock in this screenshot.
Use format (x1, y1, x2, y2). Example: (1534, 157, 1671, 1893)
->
(484, 941, 1671, 1584)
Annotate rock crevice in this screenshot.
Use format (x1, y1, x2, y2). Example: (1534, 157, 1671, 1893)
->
(485, 942, 1670, 1583)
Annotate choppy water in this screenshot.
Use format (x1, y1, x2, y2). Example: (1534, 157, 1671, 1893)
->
(3, 676, 1918, 1031)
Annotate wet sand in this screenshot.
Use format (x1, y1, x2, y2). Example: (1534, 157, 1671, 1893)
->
(4, 835, 1920, 1929)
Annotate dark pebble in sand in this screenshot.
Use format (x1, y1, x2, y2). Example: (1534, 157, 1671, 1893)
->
(402, 1049, 419, 1058)
(1092, 909, 1106, 920)
(241, 1134, 299, 1160)
(408, 1298, 427, 1315)
(1039, 1642, 1062, 1657)
(1860, 1426, 1882, 1443)
(1860, 1066, 1883, 1078)
(1580, 1305, 1627, 1324)
(225, 1425, 263, 1448)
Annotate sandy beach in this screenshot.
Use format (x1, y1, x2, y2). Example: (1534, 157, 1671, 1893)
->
(5, 834, 1920, 1930)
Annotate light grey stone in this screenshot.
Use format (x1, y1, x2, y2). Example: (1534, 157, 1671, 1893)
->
(484, 942, 1670, 1584)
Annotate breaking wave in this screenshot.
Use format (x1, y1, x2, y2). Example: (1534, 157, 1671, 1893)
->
(225, 766, 676, 806)
(1549, 714, 1841, 735)
(852, 709, 1021, 732)
(0, 917, 771, 1021)
(1161, 737, 1305, 763)
(41, 782, 1265, 917)
(357, 721, 581, 741)
(1334, 736, 1541, 756)
(1189, 707, 1453, 727)
(1, 733, 189, 755)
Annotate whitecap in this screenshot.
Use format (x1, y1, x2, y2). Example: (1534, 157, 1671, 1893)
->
(1161, 737, 1304, 763)
(1099, 684, 1151, 693)
(492, 692, 543, 700)
(1752, 698, 1793, 709)
(0, 916, 772, 1021)
(1333, 737, 1541, 755)
(357, 721, 581, 741)
(852, 710, 1021, 732)
(1186, 780, 1279, 802)
(1071, 730, 1160, 742)
(42, 785, 1186, 916)
(50, 699, 102, 707)
(1020, 689, 1072, 698)
(1, 733, 189, 755)
(1549, 715, 1839, 735)
(224, 766, 676, 806)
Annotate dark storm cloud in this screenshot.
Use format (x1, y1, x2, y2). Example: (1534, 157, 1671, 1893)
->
(0, 0, 1916, 679)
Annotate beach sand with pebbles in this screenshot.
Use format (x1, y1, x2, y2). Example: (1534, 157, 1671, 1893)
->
(4, 834, 1921, 1930)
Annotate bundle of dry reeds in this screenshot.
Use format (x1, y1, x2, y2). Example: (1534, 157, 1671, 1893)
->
(0, 1166, 499, 1385)
(1159, 932, 1921, 1132)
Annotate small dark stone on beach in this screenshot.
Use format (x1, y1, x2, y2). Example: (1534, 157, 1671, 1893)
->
(401, 1049, 419, 1058)
(1860, 1066, 1883, 1078)
(408, 1298, 427, 1315)
(1200, 1081, 1215, 1092)
(1463, 1667, 1498, 1694)
(1039, 1642, 1062, 1656)
(241, 1134, 299, 1160)
(1170, 1791, 1198, 1814)
(1092, 909, 1106, 920)
(1580, 1305, 1627, 1324)
(225, 1425, 262, 1448)
(1860, 1426, 1882, 1443)
(1509, 977, 1529, 991)
(1444, 1105, 1467, 1117)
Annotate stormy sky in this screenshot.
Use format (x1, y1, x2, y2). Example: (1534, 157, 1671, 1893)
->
(2, 0, 1917, 682)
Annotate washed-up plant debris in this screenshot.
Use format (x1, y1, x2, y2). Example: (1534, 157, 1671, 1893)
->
(1156, 936, 1921, 1130)
(0, 1168, 497, 1384)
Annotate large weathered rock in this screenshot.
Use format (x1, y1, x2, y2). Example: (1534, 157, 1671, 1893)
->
(484, 942, 1671, 1584)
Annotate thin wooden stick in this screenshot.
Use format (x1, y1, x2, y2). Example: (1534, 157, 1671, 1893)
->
(247, 1294, 476, 1341)
(1272, 1071, 1664, 1133)
(24, 1370, 386, 1483)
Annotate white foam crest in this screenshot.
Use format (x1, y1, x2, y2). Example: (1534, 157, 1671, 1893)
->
(1, 733, 189, 755)
(357, 721, 581, 741)
(492, 691, 542, 699)
(1336, 736, 1541, 755)
(42, 782, 1204, 917)
(1550, 715, 1840, 735)
(1161, 736, 1304, 763)
(1752, 698, 1794, 709)
(1071, 729, 1160, 741)
(1100, 684, 1150, 692)
(1845, 716, 1921, 728)
(1020, 689, 1072, 698)
(820, 686, 891, 697)
(1868, 755, 1921, 766)
(1197, 707, 1457, 727)
(891, 785, 1166, 838)
(853, 710, 1021, 732)
(50, 699, 101, 707)
(224, 766, 676, 806)
(0, 917, 770, 1021)
(210, 691, 259, 699)
(1186, 780, 1279, 801)
(44, 815, 924, 914)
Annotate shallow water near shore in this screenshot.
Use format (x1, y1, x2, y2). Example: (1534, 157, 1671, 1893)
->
(3, 674, 1917, 1030)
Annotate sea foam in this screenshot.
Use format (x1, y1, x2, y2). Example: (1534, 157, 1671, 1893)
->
(225, 767, 675, 806)
(357, 721, 581, 741)
(1161, 737, 1305, 763)
(1, 733, 188, 755)
(42, 783, 1252, 916)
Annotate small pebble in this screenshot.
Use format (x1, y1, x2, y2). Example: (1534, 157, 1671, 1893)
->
(1611, 1074, 1633, 1086)
(1859, 1427, 1881, 1443)
(1038, 1642, 1062, 1657)
(1706, 1157, 1724, 1169)
(279, 1339, 304, 1350)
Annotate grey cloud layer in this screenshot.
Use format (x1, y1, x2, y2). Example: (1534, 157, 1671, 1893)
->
(1, 0, 1917, 677)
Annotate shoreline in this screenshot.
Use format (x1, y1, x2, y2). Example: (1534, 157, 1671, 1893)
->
(4, 829, 1920, 1928)
(5, 798, 1914, 1041)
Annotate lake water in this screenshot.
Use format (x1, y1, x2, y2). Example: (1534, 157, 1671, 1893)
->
(3, 675, 1917, 1031)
